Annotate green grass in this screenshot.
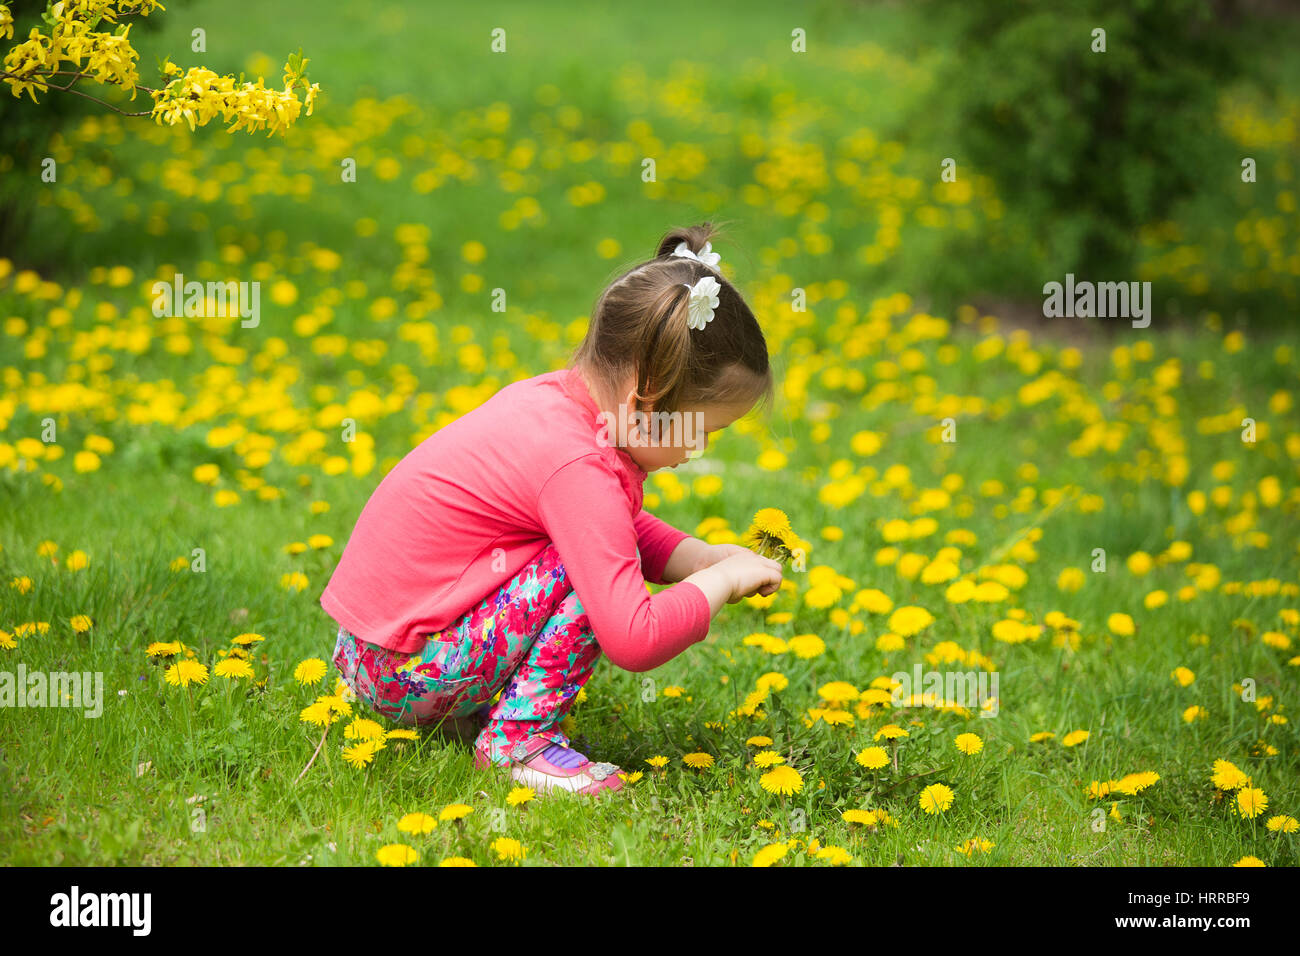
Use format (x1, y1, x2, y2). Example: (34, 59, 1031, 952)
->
(0, 0, 1297, 867)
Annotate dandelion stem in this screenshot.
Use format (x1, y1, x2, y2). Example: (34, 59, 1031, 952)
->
(293, 726, 329, 785)
(879, 765, 948, 797)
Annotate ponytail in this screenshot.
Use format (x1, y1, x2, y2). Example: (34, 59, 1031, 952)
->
(573, 221, 772, 417)
(632, 280, 694, 414)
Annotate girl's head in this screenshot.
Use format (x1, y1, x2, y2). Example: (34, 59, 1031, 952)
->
(573, 222, 772, 472)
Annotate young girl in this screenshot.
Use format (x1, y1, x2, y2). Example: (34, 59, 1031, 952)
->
(321, 223, 784, 796)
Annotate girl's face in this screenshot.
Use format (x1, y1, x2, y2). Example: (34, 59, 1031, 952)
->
(619, 396, 754, 473)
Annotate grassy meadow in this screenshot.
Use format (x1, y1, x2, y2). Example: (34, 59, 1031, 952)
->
(0, 0, 1298, 867)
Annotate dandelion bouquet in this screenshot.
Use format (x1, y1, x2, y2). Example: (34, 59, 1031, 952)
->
(744, 508, 806, 565)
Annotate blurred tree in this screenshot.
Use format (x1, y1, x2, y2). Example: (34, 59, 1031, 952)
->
(917, 0, 1245, 286)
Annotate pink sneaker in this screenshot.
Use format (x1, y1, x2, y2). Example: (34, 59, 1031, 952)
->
(474, 736, 626, 797)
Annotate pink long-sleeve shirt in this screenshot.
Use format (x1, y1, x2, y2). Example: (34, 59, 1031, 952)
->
(320, 366, 712, 671)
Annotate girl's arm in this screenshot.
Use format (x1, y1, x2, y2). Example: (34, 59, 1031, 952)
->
(632, 505, 755, 584)
(538, 456, 781, 672)
(658, 536, 712, 582)
(681, 553, 782, 616)
(660, 538, 755, 584)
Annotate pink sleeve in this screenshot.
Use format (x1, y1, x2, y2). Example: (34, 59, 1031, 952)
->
(633, 509, 691, 585)
(536, 456, 712, 672)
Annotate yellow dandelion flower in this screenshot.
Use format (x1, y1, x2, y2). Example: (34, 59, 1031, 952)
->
(759, 765, 803, 796)
(682, 752, 714, 770)
(375, 844, 418, 867)
(856, 746, 890, 770)
(164, 660, 209, 687)
(506, 787, 536, 807)
(397, 812, 437, 835)
(342, 739, 383, 768)
(818, 681, 859, 703)
(919, 783, 955, 814)
(1107, 613, 1135, 636)
(1211, 759, 1250, 791)
(854, 589, 895, 614)
(1111, 771, 1160, 795)
(319, 692, 353, 716)
(213, 657, 254, 680)
(344, 718, 385, 741)
(1261, 631, 1291, 650)
(439, 804, 474, 822)
(888, 605, 935, 637)
(299, 701, 337, 727)
(491, 837, 526, 862)
(954, 733, 983, 755)
(842, 808, 878, 826)
(1085, 780, 1112, 800)
(280, 572, 309, 592)
(751, 508, 793, 537)
(752, 842, 789, 867)
(815, 845, 853, 865)
(787, 634, 826, 658)
(294, 658, 327, 685)
(1236, 787, 1268, 819)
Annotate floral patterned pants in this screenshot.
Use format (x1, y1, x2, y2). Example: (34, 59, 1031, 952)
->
(331, 543, 601, 766)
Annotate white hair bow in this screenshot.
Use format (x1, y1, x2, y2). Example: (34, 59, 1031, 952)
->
(671, 240, 721, 270)
(682, 275, 721, 331)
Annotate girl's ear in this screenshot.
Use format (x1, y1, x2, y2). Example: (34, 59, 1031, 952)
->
(619, 382, 646, 436)
(621, 379, 647, 418)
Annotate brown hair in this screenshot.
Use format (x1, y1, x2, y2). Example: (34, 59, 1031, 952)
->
(572, 222, 772, 417)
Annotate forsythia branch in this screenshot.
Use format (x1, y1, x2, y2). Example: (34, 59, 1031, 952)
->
(0, 0, 320, 136)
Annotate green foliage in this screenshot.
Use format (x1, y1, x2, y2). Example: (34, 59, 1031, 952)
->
(0, 0, 180, 260)
(917, 0, 1244, 284)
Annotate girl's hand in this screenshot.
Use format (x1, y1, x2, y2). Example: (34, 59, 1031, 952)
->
(684, 551, 783, 616)
(693, 542, 754, 574)
(718, 551, 784, 603)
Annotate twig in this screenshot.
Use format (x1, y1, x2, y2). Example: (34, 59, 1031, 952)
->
(879, 765, 949, 797)
(293, 726, 329, 785)
(0, 69, 156, 114)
